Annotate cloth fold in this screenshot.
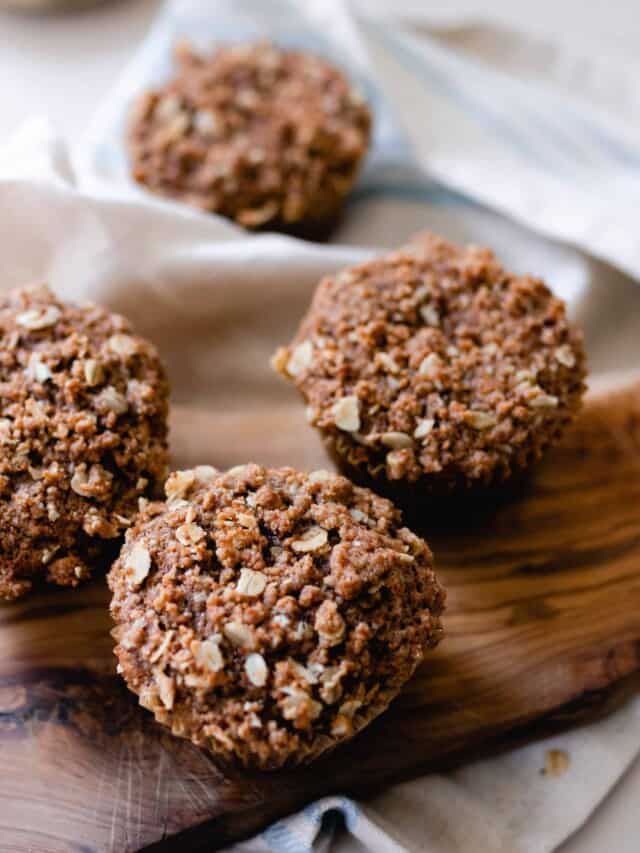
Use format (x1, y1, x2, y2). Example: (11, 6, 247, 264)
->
(1, 1, 638, 850)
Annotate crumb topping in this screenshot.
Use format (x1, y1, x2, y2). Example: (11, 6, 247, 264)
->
(274, 232, 587, 490)
(0, 284, 169, 600)
(128, 41, 371, 232)
(108, 463, 444, 769)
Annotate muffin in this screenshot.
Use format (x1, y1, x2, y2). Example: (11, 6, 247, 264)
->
(128, 40, 371, 238)
(108, 463, 444, 769)
(0, 284, 169, 600)
(273, 232, 587, 500)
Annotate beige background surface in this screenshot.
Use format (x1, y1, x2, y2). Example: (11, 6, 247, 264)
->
(0, 1, 637, 850)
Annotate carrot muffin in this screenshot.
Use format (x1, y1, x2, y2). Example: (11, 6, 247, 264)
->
(0, 284, 169, 600)
(273, 232, 587, 498)
(128, 41, 371, 238)
(108, 463, 444, 769)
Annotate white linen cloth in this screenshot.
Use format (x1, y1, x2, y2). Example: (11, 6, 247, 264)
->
(1, 0, 638, 850)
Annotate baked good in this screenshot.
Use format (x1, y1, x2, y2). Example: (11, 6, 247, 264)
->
(128, 40, 371, 238)
(273, 232, 587, 499)
(108, 463, 444, 769)
(0, 284, 169, 600)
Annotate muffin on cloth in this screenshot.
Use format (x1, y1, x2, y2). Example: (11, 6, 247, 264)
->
(0, 284, 169, 600)
(127, 40, 371, 238)
(108, 463, 444, 769)
(273, 232, 587, 499)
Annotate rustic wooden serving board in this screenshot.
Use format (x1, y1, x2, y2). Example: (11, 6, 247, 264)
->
(1, 379, 640, 853)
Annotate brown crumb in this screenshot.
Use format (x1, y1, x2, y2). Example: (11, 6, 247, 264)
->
(542, 748, 570, 777)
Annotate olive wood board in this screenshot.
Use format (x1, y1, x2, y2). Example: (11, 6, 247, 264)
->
(1, 379, 640, 853)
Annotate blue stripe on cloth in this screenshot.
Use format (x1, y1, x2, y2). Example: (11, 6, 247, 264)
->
(263, 819, 313, 853)
(561, 105, 640, 169)
(421, 54, 596, 172)
(260, 797, 362, 852)
(514, 106, 593, 168)
(302, 796, 360, 830)
(364, 21, 562, 174)
(367, 17, 640, 175)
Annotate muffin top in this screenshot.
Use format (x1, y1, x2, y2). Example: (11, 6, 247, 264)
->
(128, 41, 371, 232)
(274, 232, 587, 490)
(109, 463, 444, 769)
(0, 284, 169, 600)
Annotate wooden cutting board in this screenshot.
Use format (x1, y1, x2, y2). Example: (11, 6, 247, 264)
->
(1, 379, 640, 853)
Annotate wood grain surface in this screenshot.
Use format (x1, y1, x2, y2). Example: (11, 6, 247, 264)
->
(1, 380, 640, 852)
